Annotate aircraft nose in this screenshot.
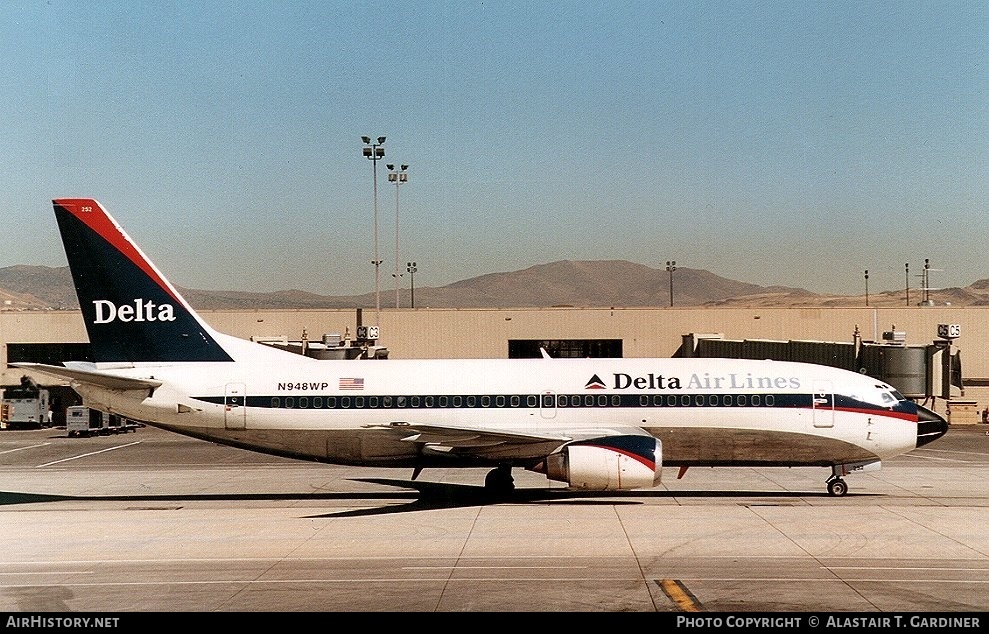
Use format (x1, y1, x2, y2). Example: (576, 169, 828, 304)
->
(915, 404, 948, 447)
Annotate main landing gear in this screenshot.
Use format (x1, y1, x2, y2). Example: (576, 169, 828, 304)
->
(484, 465, 515, 493)
(826, 468, 849, 497)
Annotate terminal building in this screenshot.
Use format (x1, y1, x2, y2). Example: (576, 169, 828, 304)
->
(1, 304, 985, 426)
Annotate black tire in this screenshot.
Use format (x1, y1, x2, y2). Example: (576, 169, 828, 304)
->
(827, 478, 848, 497)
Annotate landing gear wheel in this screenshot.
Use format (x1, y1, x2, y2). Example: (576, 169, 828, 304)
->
(484, 466, 515, 493)
(827, 477, 848, 497)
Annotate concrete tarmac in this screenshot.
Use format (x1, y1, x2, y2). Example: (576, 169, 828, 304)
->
(1, 423, 988, 613)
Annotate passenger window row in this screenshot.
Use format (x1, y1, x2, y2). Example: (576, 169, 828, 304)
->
(266, 393, 778, 409)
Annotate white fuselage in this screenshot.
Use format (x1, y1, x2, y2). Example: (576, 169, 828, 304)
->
(74, 336, 918, 469)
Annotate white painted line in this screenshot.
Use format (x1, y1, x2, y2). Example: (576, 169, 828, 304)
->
(35, 441, 143, 467)
(0, 443, 51, 455)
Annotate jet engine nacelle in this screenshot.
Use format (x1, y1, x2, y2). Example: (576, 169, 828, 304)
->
(541, 435, 662, 491)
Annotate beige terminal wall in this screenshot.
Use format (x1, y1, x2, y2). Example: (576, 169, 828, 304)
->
(2, 306, 986, 416)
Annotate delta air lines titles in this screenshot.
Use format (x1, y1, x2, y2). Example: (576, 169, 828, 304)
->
(595, 372, 802, 391)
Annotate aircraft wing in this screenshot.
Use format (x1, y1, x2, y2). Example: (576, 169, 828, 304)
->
(10, 362, 163, 392)
(366, 421, 650, 461)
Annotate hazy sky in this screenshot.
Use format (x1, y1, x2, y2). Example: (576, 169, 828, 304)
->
(2, 1, 985, 297)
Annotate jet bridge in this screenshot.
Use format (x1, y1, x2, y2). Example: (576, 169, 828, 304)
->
(678, 325, 962, 403)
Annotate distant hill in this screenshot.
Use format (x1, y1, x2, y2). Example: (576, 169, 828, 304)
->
(429, 260, 806, 308)
(2, 260, 988, 310)
(0, 265, 76, 310)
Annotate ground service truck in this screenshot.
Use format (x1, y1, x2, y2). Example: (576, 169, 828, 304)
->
(66, 406, 107, 437)
(0, 384, 50, 429)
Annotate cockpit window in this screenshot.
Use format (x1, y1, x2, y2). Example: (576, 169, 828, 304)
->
(881, 392, 896, 405)
(875, 384, 906, 401)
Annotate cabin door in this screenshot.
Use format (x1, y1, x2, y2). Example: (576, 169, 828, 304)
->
(812, 380, 834, 428)
(224, 383, 247, 430)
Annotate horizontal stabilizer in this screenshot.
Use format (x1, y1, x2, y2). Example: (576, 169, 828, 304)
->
(11, 362, 163, 392)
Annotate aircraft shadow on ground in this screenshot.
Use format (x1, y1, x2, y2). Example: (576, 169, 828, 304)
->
(0, 479, 856, 517)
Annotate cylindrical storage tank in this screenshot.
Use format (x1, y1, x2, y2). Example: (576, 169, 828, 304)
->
(860, 345, 928, 398)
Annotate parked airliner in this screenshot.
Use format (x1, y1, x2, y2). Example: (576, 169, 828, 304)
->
(14, 199, 948, 496)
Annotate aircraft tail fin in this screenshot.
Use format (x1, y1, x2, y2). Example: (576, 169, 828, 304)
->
(52, 198, 234, 364)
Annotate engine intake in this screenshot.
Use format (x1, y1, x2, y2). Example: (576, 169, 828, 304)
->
(538, 435, 662, 491)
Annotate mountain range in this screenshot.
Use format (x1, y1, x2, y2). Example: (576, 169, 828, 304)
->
(2, 261, 988, 310)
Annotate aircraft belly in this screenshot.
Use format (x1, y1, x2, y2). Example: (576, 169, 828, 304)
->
(647, 427, 878, 466)
(150, 424, 420, 465)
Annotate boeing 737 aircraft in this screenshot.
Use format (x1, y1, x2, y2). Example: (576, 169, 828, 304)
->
(14, 199, 948, 496)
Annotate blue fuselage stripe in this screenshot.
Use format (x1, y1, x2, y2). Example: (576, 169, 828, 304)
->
(194, 392, 913, 420)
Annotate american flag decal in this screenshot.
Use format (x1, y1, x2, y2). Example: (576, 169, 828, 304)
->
(339, 377, 364, 390)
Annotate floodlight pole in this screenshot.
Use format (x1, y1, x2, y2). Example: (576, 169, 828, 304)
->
(407, 261, 417, 309)
(666, 260, 676, 307)
(923, 258, 930, 304)
(905, 263, 909, 306)
(361, 136, 385, 326)
(387, 164, 409, 308)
